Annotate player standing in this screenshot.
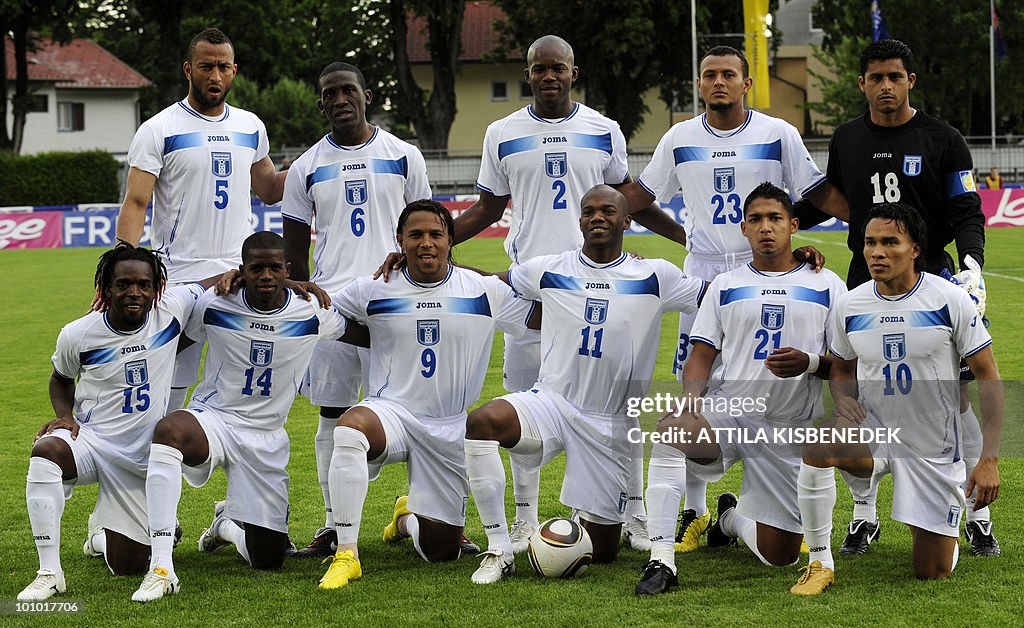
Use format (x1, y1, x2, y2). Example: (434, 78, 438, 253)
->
(282, 62, 432, 558)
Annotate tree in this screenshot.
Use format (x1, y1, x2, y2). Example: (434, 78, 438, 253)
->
(804, 36, 870, 134)
(228, 75, 324, 152)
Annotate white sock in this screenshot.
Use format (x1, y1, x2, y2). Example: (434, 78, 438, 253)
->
(217, 518, 251, 564)
(26, 457, 65, 574)
(950, 540, 960, 573)
(146, 443, 183, 575)
(685, 473, 708, 517)
(167, 387, 189, 411)
(90, 530, 106, 556)
(625, 444, 647, 518)
(465, 439, 512, 555)
(315, 415, 339, 529)
(510, 451, 541, 526)
(645, 444, 685, 546)
(960, 405, 990, 522)
(330, 426, 369, 547)
(720, 509, 775, 567)
(798, 463, 836, 570)
(651, 544, 676, 574)
(403, 514, 432, 563)
(841, 469, 876, 522)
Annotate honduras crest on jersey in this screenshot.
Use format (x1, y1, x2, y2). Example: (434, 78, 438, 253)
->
(124, 360, 149, 386)
(417, 320, 440, 346)
(345, 180, 368, 205)
(903, 155, 922, 176)
(714, 167, 736, 193)
(585, 298, 609, 324)
(882, 333, 906, 362)
(211, 152, 232, 177)
(761, 304, 785, 330)
(545, 152, 567, 178)
(250, 340, 274, 366)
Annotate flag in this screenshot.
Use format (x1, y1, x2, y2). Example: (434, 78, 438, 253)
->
(871, 1, 890, 42)
(993, 2, 1008, 60)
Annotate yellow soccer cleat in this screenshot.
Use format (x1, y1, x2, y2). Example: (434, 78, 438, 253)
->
(382, 495, 411, 543)
(790, 561, 834, 596)
(800, 539, 810, 553)
(319, 550, 362, 590)
(674, 509, 711, 553)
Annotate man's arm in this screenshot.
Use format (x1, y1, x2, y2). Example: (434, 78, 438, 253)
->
(680, 341, 718, 401)
(827, 356, 866, 423)
(950, 193, 986, 270)
(39, 371, 79, 440)
(453, 191, 509, 245)
(803, 181, 851, 224)
(283, 217, 312, 281)
(251, 156, 286, 205)
(964, 346, 1003, 509)
(337, 317, 371, 348)
(612, 180, 686, 245)
(115, 167, 157, 245)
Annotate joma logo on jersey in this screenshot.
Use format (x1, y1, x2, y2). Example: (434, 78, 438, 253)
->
(903, 155, 923, 176)
(873, 152, 892, 159)
(207, 135, 229, 142)
(211, 152, 232, 177)
(545, 152, 567, 178)
(883, 333, 906, 362)
(121, 344, 147, 355)
(714, 167, 735, 193)
(345, 179, 367, 205)
(124, 360, 148, 386)
(543, 136, 567, 144)
(249, 340, 274, 366)
(416, 302, 441, 309)
(761, 289, 786, 296)
(712, 150, 736, 158)
(417, 319, 440, 346)
(250, 322, 275, 331)
(584, 298, 608, 324)
(585, 282, 610, 290)
(342, 163, 366, 171)
(879, 316, 904, 323)
(761, 304, 785, 330)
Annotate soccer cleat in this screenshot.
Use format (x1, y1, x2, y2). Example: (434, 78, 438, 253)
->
(293, 526, 338, 559)
(790, 561, 835, 596)
(197, 501, 230, 553)
(318, 550, 362, 590)
(471, 549, 515, 584)
(965, 520, 1001, 557)
(174, 521, 183, 548)
(838, 519, 880, 556)
(674, 509, 711, 553)
(509, 519, 537, 554)
(622, 515, 652, 551)
(800, 539, 810, 554)
(131, 567, 179, 602)
(18, 569, 66, 601)
(706, 492, 739, 548)
(382, 495, 411, 543)
(634, 560, 678, 596)
(459, 535, 481, 555)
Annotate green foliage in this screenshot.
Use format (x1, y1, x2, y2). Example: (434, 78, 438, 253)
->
(228, 76, 325, 151)
(0, 150, 119, 205)
(805, 37, 870, 135)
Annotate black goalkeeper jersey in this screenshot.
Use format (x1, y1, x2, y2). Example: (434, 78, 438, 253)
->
(825, 111, 985, 288)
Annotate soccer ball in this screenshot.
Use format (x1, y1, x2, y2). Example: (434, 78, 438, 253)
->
(527, 518, 593, 578)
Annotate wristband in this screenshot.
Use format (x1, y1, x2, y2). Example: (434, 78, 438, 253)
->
(805, 352, 820, 375)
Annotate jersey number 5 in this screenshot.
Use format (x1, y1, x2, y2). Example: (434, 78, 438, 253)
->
(214, 180, 229, 210)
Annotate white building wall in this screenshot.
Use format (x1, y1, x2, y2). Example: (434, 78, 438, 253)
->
(8, 87, 140, 156)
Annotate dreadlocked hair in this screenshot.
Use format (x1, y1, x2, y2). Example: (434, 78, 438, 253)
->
(93, 243, 168, 309)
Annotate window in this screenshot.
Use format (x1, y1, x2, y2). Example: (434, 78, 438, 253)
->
(491, 81, 508, 101)
(27, 94, 48, 112)
(519, 81, 532, 99)
(58, 102, 85, 131)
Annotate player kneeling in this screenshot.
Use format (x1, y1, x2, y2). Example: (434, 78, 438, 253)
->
(791, 204, 1003, 595)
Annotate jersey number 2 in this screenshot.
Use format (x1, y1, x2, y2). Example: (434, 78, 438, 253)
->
(552, 180, 567, 210)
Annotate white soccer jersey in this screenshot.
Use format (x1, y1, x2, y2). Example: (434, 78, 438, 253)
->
(185, 288, 347, 430)
(333, 266, 532, 419)
(830, 273, 992, 460)
(637, 111, 825, 257)
(690, 263, 847, 422)
(477, 103, 631, 264)
(509, 250, 706, 415)
(51, 284, 205, 461)
(282, 128, 432, 292)
(127, 100, 271, 282)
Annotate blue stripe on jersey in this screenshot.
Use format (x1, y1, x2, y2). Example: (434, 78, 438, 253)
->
(231, 131, 260, 150)
(279, 316, 321, 337)
(540, 272, 582, 291)
(911, 305, 952, 329)
(497, 136, 539, 160)
(367, 298, 413, 316)
(369, 156, 408, 177)
(497, 133, 614, 160)
(568, 132, 613, 154)
(672, 140, 782, 165)
(719, 286, 759, 305)
(149, 319, 182, 349)
(845, 312, 876, 333)
(163, 132, 206, 155)
(945, 170, 977, 198)
(204, 308, 246, 330)
(448, 294, 492, 316)
(306, 163, 340, 191)
(80, 347, 118, 366)
(614, 274, 660, 296)
(791, 287, 830, 308)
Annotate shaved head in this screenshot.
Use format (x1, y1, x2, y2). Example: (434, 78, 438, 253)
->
(527, 35, 574, 66)
(582, 184, 626, 209)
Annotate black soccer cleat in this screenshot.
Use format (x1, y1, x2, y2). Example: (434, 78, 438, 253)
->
(635, 560, 678, 596)
(838, 519, 880, 556)
(292, 526, 338, 558)
(706, 492, 739, 548)
(965, 521, 1001, 557)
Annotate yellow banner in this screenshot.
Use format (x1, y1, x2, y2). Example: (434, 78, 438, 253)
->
(743, 0, 771, 109)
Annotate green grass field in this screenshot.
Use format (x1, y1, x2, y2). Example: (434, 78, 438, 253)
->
(1, 230, 1022, 625)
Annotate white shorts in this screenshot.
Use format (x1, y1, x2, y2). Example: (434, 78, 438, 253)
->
(51, 427, 150, 545)
(687, 412, 804, 534)
(173, 340, 203, 389)
(181, 405, 291, 533)
(504, 389, 635, 523)
(359, 398, 469, 527)
(675, 251, 750, 377)
(502, 328, 541, 393)
(307, 340, 370, 407)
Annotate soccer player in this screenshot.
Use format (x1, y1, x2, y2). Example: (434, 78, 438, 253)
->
(790, 203, 1002, 596)
(131, 232, 365, 602)
(115, 27, 286, 414)
(795, 39, 994, 556)
(317, 200, 535, 590)
(282, 61, 431, 558)
(18, 246, 212, 600)
(465, 185, 706, 584)
(617, 45, 847, 552)
(635, 182, 846, 595)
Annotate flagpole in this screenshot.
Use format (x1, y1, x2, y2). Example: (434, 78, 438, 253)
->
(991, 0, 996, 149)
(692, 0, 699, 117)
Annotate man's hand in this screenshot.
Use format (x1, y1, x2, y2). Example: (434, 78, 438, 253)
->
(966, 457, 999, 510)
(833, 397, 868, 425)
(286, 280, 331, 309)
(36, 417, 78, 441)
(794, 246, 825, 272)
(765, 347, 810, 378)
(373, 252, 407, 282)
(214, 269, 243, 295)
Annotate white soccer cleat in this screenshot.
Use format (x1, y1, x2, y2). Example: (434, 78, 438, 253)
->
(197, 501, 230, 553)
(622, 515, 652, 552)
(471, 549, 515, 584)
(509, 519, 536, 554)
(18, 569, 66, 601)
(131, 567, 179, 602)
